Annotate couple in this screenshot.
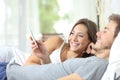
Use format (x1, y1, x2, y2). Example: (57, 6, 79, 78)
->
(7, 14, 120, 80)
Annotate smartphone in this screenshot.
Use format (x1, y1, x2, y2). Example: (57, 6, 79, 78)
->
(29, 27, 39, 48)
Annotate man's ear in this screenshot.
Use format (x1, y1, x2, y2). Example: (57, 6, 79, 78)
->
(86, 42, 94, 54)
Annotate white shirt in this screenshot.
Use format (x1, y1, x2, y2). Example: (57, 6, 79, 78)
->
(49, 41, 65, 63)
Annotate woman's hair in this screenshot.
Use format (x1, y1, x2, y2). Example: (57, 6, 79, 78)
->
(109, 14, 120, 37)
(69, 18, 98, 44)
(62, 18, 98, 58)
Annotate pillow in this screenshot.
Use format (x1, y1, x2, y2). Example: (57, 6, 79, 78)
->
(0, 47, 14, 62)
(0, 46, 30, 66)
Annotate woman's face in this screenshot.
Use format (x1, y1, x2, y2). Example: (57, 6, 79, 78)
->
(68, 24, 90, 53)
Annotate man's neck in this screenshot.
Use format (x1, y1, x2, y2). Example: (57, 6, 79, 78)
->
(95, 49, 110, 60)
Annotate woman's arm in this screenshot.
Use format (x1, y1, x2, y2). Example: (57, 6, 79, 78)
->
(24, 36, 64, 66)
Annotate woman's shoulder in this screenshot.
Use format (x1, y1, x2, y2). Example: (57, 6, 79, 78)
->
(44, 36, 65, 54)
(45, 36, 64, 45)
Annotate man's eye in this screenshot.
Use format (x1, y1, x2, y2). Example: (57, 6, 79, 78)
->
(103, 30, 107, 33)
(70, 32, 74, 35)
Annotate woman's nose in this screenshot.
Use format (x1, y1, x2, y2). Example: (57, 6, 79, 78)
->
(72, 35, 78, 41)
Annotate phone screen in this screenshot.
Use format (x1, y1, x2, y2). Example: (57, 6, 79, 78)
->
(29, 27, 39, 48)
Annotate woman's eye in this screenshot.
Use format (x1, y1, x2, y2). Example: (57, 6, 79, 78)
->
(78, 35, 83, 37)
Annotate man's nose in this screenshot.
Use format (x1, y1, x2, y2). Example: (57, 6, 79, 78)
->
(96, 31, 101, 37)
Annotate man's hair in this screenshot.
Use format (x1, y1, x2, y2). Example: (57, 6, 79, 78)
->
(109, 14, 120, 37)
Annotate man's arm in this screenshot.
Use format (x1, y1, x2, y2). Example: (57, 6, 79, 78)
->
(57, 73, 84, 80)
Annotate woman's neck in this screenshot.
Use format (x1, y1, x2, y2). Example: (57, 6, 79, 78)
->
(66, 49, 83, 59)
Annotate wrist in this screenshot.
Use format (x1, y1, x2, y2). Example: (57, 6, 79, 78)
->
(41, 57, 51, 64)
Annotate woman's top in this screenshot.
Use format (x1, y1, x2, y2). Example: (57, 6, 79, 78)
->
(49, 41, 65, 63)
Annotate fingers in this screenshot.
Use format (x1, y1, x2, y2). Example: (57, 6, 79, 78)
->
(29, 36, 43, 49)
(29, 36, 37, 48)
(30, 36, 34, 44)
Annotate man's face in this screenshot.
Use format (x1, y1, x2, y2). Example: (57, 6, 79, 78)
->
(93, 20, 117, 52)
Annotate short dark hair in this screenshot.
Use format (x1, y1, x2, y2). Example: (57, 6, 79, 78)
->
(109, 14, 120, 37)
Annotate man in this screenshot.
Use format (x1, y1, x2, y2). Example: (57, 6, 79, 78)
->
(6, 14, 120, 80)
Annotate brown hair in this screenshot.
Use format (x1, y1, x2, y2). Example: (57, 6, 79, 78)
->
(69, 18, 98, 44)
(62, 18, 98, 58)
(109, 14, 120, 37)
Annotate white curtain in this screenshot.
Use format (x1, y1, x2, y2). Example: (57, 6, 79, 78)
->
(0, 0, 40, 52)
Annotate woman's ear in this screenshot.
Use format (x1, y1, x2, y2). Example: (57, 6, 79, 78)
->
(86, 42, 94, 54)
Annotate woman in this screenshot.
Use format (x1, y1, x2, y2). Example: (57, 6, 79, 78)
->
(24, 18, 98, 65)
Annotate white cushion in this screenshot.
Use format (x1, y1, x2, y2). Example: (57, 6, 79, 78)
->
(0, 47, 14, 62)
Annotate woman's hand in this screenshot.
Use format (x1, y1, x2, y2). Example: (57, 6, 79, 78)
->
(30, 36, 50, 64)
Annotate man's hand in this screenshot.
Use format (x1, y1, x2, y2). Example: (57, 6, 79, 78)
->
(57, 73, 84, 80)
